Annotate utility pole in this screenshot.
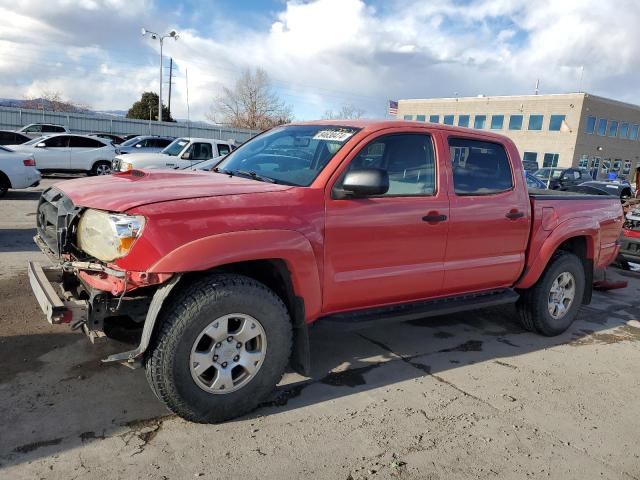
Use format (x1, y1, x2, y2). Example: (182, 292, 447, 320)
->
(167, 58, 174, 119)
(186, 68, 191, 137)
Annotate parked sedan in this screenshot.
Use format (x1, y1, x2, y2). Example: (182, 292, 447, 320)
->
(114, 135, 175, 155)
(8, 134, 116, 175)
(0, 146, 41, 197)
(525, 173, 547, 190)
(0, 130, 31, 146)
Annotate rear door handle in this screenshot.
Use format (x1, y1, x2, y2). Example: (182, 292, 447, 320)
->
(505, 211, 524, 219)
(422, 214, 447, 223)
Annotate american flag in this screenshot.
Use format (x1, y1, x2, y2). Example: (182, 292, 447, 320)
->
(388, 100, 398, 116)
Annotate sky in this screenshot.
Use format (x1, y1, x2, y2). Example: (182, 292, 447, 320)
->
(0, 0, 639, 122)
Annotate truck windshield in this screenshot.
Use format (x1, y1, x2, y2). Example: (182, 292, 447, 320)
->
(162, 138, 190, 156)
(214, 125, 359, 186)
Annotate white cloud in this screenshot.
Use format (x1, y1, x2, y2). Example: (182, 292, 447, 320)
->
(0, 0, 638, 120)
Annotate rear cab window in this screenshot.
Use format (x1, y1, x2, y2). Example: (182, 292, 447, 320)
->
(449, 138, 514, 195)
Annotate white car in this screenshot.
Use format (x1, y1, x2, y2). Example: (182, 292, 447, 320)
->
(0, 146, 41, 197)
(17, 123, 69, 139)
(9, 134, 116, 175)
(113, 137, 234, 172)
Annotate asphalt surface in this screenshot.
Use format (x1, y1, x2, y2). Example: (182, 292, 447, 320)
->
(1, 178, 640, 479)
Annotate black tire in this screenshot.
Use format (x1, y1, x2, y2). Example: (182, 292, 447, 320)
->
(517, 251, 585, 336)
(90, 160, 111, 176)
(145, 273, 292, 423)
(0, 172, 10, 197)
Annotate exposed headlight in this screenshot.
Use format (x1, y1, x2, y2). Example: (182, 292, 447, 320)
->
(77, 209, 145, 262)
(121, 161, 133, 172)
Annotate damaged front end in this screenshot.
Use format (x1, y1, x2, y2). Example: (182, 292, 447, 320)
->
(29, 187, 176, 366)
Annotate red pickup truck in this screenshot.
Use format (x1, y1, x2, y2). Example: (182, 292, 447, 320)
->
(29, 120, 623, 423)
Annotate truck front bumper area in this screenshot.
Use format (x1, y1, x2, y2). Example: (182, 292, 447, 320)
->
(28, 261, 88, 326)
(28, 261, 181, 365)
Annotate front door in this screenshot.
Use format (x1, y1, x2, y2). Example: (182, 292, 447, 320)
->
(442, 136, 530, 295)
(34, 135, 71, 169)
(324, 132, 450, 313)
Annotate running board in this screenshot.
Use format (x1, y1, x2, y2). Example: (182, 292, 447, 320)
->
(315, 289, 519, 332)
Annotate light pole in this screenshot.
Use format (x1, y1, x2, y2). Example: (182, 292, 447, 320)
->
(141, 27, 178, 122)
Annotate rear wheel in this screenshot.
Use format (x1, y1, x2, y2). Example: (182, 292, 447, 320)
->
(0, 172, 10, 197)
(90, 161, 111, 176)
(517, 252, 585, 336)
(145, 273, 292, 423)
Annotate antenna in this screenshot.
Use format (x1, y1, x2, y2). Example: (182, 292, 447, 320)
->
(186, 68, 191, 137)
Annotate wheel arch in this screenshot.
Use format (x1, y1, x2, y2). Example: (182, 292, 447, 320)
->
(516, 216, 599, 297)
(0, 170, 12, 188)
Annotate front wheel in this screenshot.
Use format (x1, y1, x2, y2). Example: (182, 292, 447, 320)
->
(90, 161, 112, 176)
(517, 251, 585, 336)
(145, 274, 292, 423)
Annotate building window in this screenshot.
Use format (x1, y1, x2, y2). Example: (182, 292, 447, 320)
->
(620, 122, 629, 139)
(509, 115, 523, 130)
(623, 160, 632, 175)
(613, 159, 621, 172)
(522, 152, 538, 170)
(458, 115, 470, 127)
(490, 115, 504, 129)
(416, 115, 426, 122)
(528, 115, 544, 130)
(585, 116, 597, 134)
(608, 120, 619, 137)
(474, 115, 486, 129)
(403, 115, 413, 120)
(443, 115, 454, 125)
(597, 118, 607, 136)
(578, 154, 589, 169)
(429, 115, 440, 123)
(549, 115, 565, 131)
(543, 153, 559, 167)
(630, 124, 639, 140)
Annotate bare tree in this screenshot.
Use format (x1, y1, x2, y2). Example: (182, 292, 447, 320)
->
(208, 68, 292, 130)
(22, 90, 90, 113)
(322, 104, 366, 120)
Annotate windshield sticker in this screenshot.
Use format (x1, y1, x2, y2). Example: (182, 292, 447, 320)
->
(312, 130, 354, 142)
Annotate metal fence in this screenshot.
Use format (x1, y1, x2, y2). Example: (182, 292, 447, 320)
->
(0, 106, 259, 143)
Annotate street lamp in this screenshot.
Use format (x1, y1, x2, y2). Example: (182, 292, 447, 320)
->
(141, 27, 178, 122)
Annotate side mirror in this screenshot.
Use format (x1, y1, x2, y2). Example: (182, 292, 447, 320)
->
(181, 151, 191, 160)
(36, 142, 46, 148)
(336, 168, 389, 199)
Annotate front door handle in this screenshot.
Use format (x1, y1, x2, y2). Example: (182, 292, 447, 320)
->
(506, 211, 524, 219)
(422, 214, 447, 223)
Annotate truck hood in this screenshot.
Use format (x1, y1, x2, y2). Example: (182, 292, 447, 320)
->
(54, 170, 292, 211)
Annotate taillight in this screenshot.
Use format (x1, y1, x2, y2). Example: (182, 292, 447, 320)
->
(23, 158, 36, 167)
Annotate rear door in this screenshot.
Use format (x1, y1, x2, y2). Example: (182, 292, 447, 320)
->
(442, 136, 530, 294)
(68, 136, 108, 170)
(33, 135, 71, 169)
(323, 130, 450, 312)
(216, 143, 231, 157)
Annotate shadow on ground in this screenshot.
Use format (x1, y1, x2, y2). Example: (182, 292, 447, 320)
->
(1, 274, 638, 469)
(0, 229, 39, 252)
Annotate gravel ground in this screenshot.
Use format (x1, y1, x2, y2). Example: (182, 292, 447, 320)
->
(1, 178, 639, 480)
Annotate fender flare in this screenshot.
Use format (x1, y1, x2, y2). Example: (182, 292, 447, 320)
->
(148, 229, 323, 321)
(515, 216, 599, 290)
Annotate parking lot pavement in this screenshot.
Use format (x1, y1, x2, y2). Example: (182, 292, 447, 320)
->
(1, 177, 640, 479)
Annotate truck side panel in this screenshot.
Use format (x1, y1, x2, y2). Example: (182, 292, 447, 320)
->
(516, 196, 623, 289)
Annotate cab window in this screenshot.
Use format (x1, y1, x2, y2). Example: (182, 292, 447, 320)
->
(339, 134, 436, 196)
(449, 138, 513, 195)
